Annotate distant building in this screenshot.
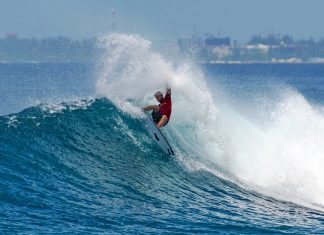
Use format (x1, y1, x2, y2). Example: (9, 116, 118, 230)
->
(246, 44, 270, 53)
(204, 36, 232, 61)
(177, 35, 232, 62)
(205, 37, 231, 47)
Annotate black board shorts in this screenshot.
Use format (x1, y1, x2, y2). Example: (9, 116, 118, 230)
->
(151, 110, 169, 126)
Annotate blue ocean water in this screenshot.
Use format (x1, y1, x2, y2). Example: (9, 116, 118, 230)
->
(1, 36, 324, 234)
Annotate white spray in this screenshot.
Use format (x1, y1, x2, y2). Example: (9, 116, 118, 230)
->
(96, 33, 324, 208)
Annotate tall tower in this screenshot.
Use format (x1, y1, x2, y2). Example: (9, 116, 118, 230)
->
(111, 7, 116, 31)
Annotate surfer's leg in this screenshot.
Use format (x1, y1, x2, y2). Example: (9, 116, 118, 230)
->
(157, 115, 168, 128)
(152, 110, 162, 124)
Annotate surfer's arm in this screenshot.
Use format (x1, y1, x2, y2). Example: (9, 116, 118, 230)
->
(157, 115, 168, 128)
(164, 88, 171, 101)
(143, 105, 158, 112)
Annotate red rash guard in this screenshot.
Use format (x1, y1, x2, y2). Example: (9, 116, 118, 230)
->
(159, 93, 172, 120)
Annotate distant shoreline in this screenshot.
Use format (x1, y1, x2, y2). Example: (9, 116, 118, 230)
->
(1, 61, 324, 65)
(202, 60, 324, 65)
(0, 61, 94, 65)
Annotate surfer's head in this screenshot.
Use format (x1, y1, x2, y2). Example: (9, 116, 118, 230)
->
(154, 91, 163, 103)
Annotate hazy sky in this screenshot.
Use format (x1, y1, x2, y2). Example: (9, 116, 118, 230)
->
(1, 0, 324, 42)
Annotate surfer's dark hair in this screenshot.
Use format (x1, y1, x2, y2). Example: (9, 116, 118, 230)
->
(154, 91, 163, 97)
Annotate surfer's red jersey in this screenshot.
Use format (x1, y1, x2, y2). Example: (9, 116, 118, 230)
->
(158, 90, 172, 120)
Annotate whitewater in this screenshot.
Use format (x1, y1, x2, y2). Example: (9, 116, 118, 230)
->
(97, 34, 324, 208)
(1, 33, 324, 233)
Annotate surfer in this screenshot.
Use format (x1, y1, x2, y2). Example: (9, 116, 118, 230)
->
(143, 88, 172, 128)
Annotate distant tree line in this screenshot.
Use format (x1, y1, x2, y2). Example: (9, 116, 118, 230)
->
(247, 34, 324, 60)
(3, 34, 324, 63)
(0, 36, 99, 63)
(248, 34, 294, 45)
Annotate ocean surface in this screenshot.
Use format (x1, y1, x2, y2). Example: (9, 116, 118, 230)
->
(1, 34, 324, 234)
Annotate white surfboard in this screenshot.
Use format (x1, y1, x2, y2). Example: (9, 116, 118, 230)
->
(142, 112, 174, 155)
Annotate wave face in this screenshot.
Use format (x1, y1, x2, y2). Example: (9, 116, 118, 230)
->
(1, 99, 323, 234)
(1, 34, 324, 233)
